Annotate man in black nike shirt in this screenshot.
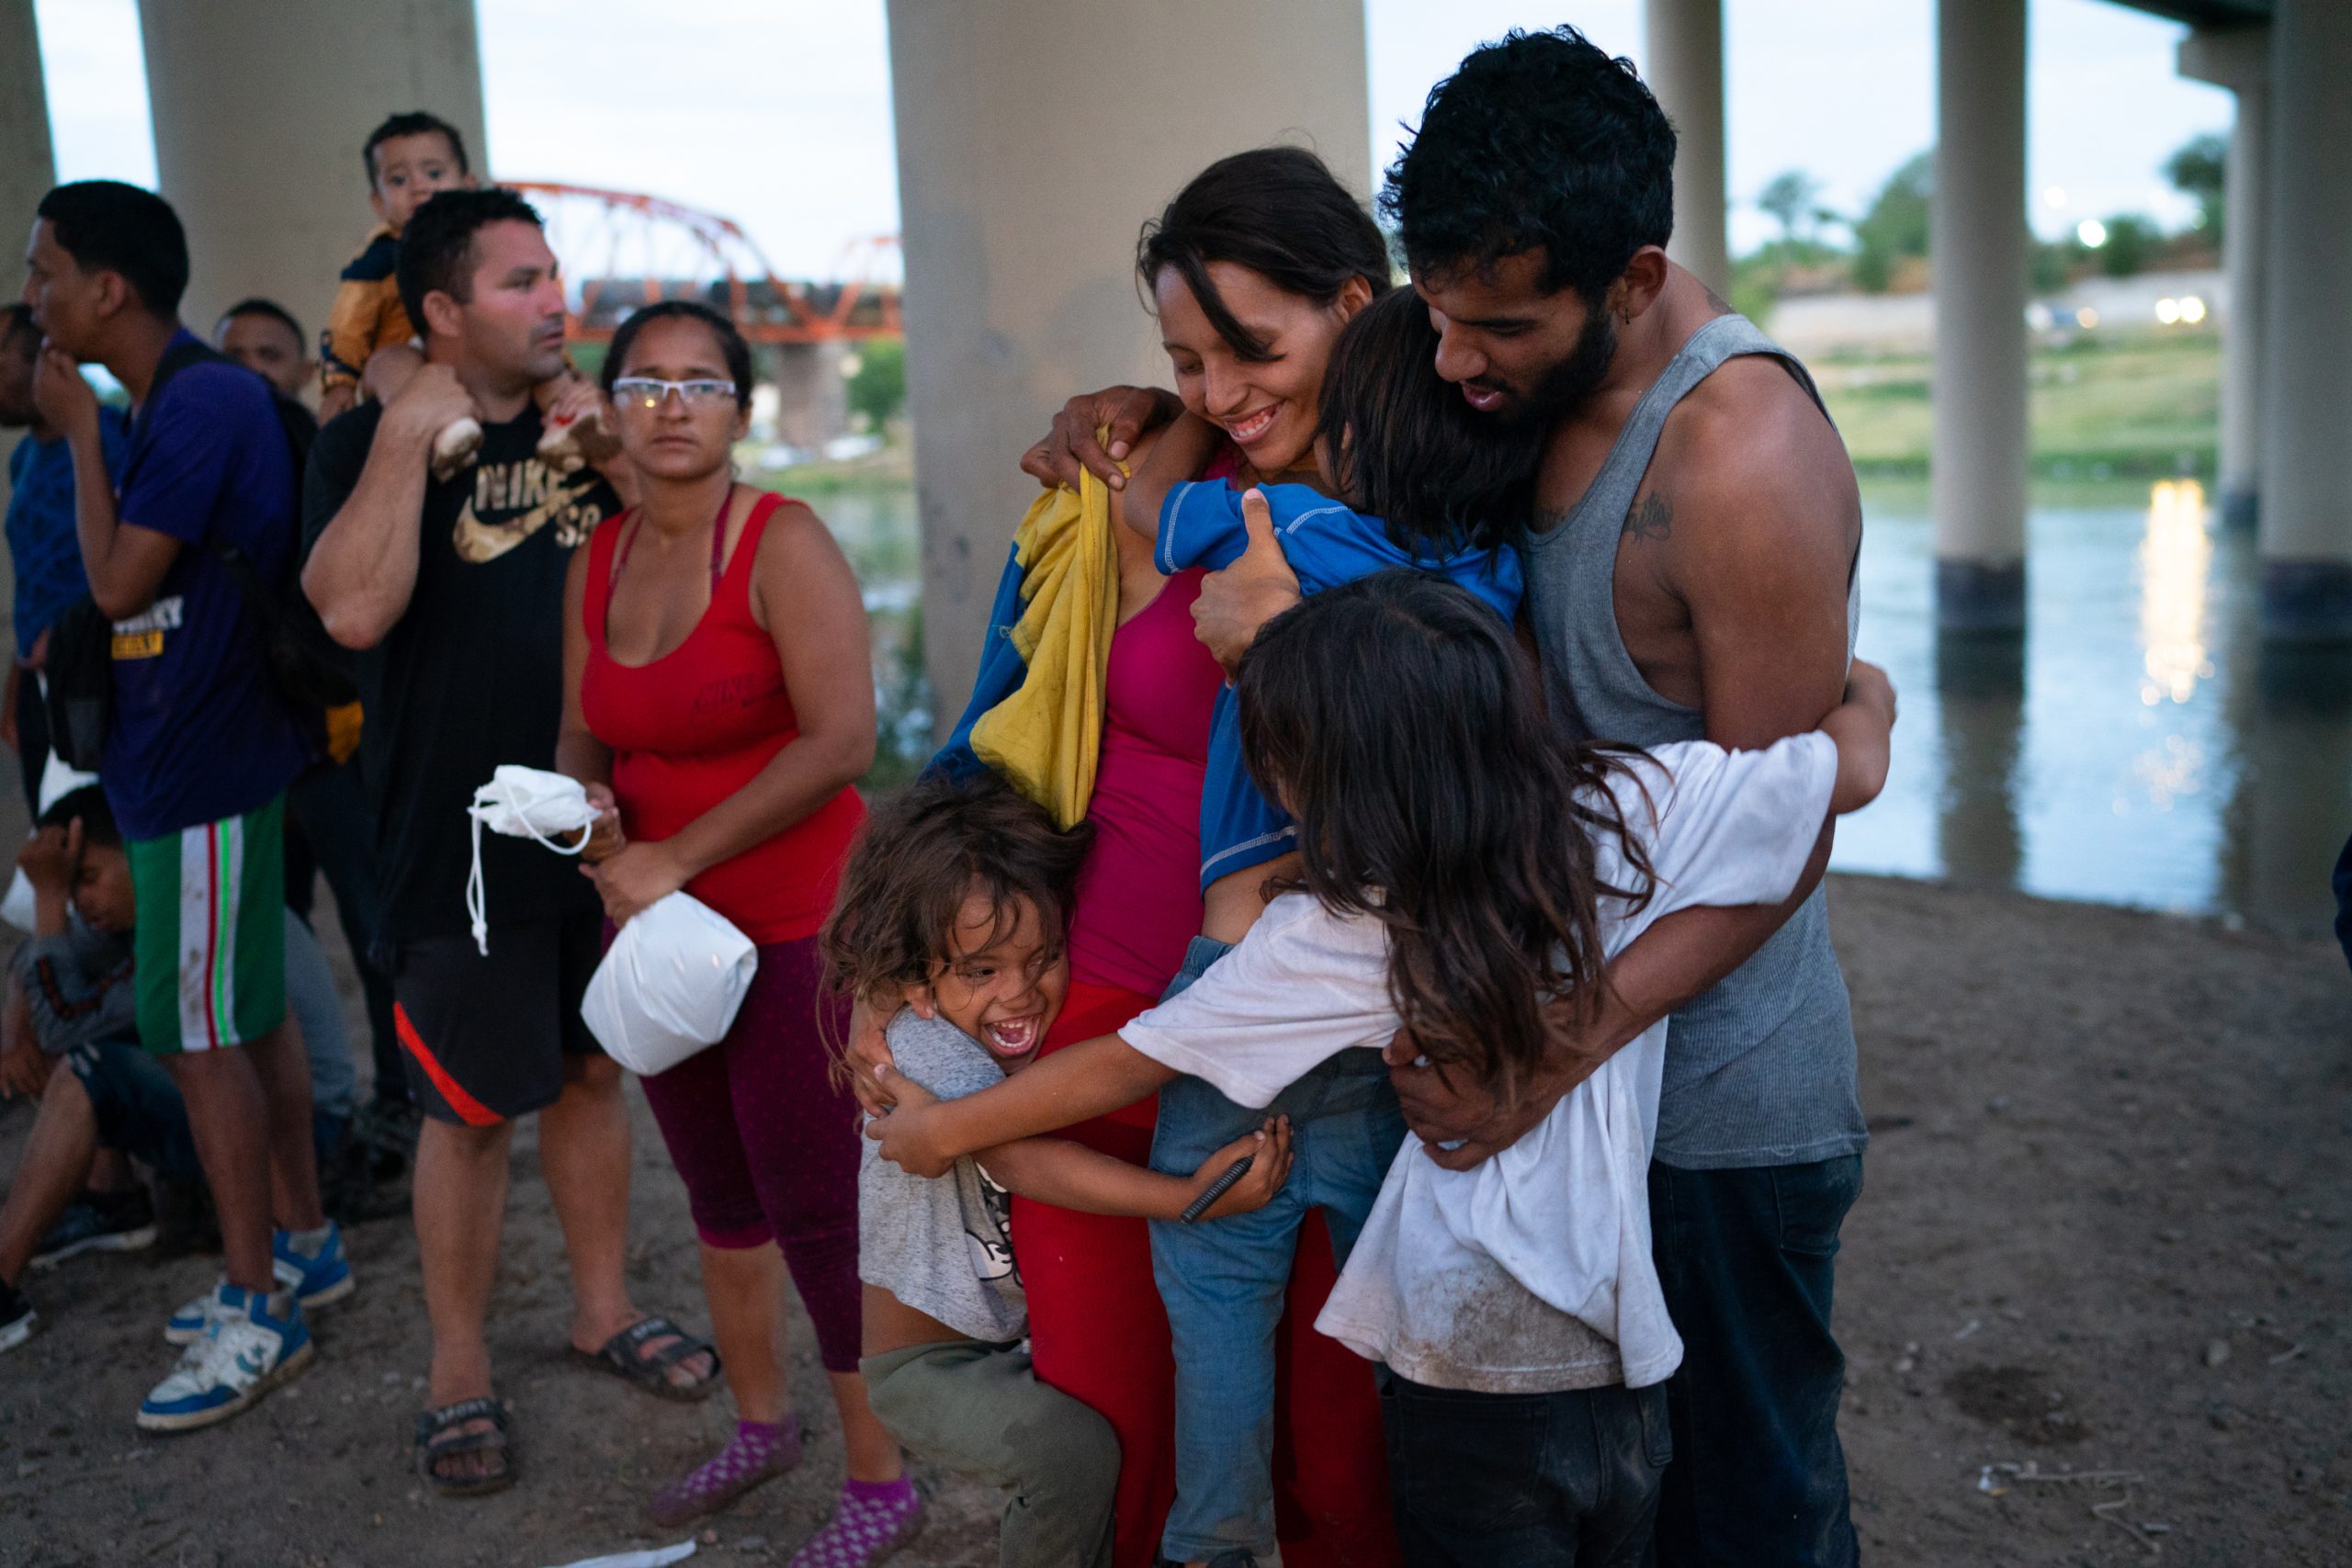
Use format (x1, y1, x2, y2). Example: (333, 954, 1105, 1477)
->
(303, 187, 715, 1495)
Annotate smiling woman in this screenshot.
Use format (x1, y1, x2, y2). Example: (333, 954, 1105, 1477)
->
(914, 147, 1404, 1568)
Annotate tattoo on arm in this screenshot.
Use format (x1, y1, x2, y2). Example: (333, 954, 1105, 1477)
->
(1626, 490, 1673, 542)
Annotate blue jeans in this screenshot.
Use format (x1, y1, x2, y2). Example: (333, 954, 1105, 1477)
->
(1647, 1156, 1863, 1568)
(70, 1040, 203, 1186)
(1146, 936, 1406, 1563)
(1381, 1374, 1669, 1566)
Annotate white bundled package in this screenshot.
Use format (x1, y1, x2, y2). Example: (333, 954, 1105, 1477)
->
(580, 891, 757, 1077)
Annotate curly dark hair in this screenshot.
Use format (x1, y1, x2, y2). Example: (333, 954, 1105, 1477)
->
(603, 301, 753, 412)
(395, 186, 545, 333)
(820, 773, 1094, 1018)
(1383, 27, 1677, 305)
(1311, 287, 1543, 558)
(1237, 571, 1654, 1100)
(1137, 146, 1393, 363)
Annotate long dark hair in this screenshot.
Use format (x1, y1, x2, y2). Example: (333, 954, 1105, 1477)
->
(1137, 146, 1393, 363)
(1312, 286, 1543, 558)
(1236, 572, 1653, 1098)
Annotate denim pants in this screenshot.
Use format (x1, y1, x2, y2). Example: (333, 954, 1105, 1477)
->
(1380, 1374, 1669, 1567)
(1146, 936, 1406, 1563)
(1647, 1156, 1865, 1568)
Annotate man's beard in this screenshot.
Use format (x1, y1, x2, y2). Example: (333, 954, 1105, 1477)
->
(1489, 305, 1619, 431)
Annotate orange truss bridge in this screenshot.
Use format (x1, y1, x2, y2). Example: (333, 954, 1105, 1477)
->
(508, 182, 902, 344)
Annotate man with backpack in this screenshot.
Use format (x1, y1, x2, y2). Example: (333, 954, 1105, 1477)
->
(23, 179, 346, 1432)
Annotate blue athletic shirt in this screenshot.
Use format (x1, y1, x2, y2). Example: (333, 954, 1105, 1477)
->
(1158, 479, 1523, 890)
(102, 330, 309, 840)
(6, 408, 128, 657)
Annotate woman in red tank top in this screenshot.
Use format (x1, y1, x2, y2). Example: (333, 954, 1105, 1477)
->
(556, 303, 917, 1563)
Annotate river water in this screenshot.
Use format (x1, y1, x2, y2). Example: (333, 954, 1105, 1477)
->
(820, 475, 2352, 937)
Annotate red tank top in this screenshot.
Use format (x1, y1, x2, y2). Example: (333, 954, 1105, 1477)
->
(581, 490, 865, 943)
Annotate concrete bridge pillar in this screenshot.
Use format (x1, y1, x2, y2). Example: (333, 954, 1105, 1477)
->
(2, 0, 57, 525)
(135, 0, 487, 339)
(1645, 0, 1729, 298)
(2177, 27, 2269, 534)
(1930, 0, 2030, 636)
(885, 0, 1369, 731)
(766, 340, 852, 454)
(2255, 0, 2352, 643)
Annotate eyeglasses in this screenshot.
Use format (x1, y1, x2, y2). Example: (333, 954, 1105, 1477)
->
(609, 376, 739, 411)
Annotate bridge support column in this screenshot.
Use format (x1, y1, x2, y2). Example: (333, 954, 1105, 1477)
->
(1930, 0, 2030, 637)
(2, 0, 56, 525)
(885, 0, 1369, 733)
(1645, 0, 1729, 297)
(136, 0, 486, 339)
(766, 341, 851, 455)
(2178, 27, 2269, 533)
(2256, 0, 2352, 643)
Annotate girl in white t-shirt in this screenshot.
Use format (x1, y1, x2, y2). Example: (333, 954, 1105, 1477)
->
(869, 570, 1894, 1564)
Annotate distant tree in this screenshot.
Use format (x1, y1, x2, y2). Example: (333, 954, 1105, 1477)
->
(1853, 152, 1932, 293)
(1758, 169, 1824, 244)
(846, 337, 906, 429)
(2165, 130, 2227, 238)
(2097, 213, 2157, 278)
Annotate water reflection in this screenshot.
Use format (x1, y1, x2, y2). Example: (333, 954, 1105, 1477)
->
(796, 466, 2352, 935)
(2138, 479, 2213, 707)
(1839, 477, 2352, 934)
(1932, 638, 2023, 891)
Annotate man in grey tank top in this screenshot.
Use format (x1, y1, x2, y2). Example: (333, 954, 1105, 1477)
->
(1194, 28, 1868, 1568)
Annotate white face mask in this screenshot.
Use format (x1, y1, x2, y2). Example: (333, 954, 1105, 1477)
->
(465, 765, 601, 954)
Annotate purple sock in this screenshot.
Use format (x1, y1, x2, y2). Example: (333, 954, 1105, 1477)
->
(649, 1414, 803, 1526)
(787, 1474, 922, 1568)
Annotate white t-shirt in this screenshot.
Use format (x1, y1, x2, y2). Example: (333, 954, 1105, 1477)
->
(1118, 734, 1838, 1393)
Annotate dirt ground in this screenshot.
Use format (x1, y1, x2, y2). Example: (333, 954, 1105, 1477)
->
(0, 871, 2346, 1568)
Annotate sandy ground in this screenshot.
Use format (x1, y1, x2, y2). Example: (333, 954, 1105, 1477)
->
(0, 870, 2346, 1568)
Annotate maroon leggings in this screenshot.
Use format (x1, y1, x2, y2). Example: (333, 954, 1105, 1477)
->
(638, 933, 863, 1372)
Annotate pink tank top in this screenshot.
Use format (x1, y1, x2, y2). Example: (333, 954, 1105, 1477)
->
(1064, 568, 1220, 994)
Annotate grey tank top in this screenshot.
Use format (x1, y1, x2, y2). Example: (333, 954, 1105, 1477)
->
(1526, 312, 1866, 1169)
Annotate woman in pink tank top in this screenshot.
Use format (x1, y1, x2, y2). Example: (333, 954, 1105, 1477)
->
(556, 303, 919, 1565)
(957, 152, 1405, 1568)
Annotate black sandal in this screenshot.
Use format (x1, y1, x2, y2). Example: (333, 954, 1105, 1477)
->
(568, 1315, 722, 1403)
(414, 1396, 514, 1498)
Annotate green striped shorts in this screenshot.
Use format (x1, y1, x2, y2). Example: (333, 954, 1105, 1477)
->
(127, 794, 288, 1055)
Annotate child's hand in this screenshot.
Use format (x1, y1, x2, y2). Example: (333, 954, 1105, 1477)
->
(1188, 1117, 1295, 1221)
(1843, 659, 1897, 724)
(16, 818, 80, 898)
(866, 1069, 956, 1179)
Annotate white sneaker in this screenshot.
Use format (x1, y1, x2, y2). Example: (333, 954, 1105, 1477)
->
(136, 1284, 313, 1432)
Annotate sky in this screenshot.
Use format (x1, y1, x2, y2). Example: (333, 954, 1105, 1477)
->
(36, 0, 2233, 279)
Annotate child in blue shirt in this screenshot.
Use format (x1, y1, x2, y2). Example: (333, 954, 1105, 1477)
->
(1105, 285, 1540, 1566)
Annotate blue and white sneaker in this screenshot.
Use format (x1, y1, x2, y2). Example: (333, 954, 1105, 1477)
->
(136, 1283, 312, 1432)
(164, 1224, 354, 1345)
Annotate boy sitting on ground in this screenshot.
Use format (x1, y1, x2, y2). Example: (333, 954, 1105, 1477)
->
(0, 788, 360, 1352)
(319, 111, 608, 476)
